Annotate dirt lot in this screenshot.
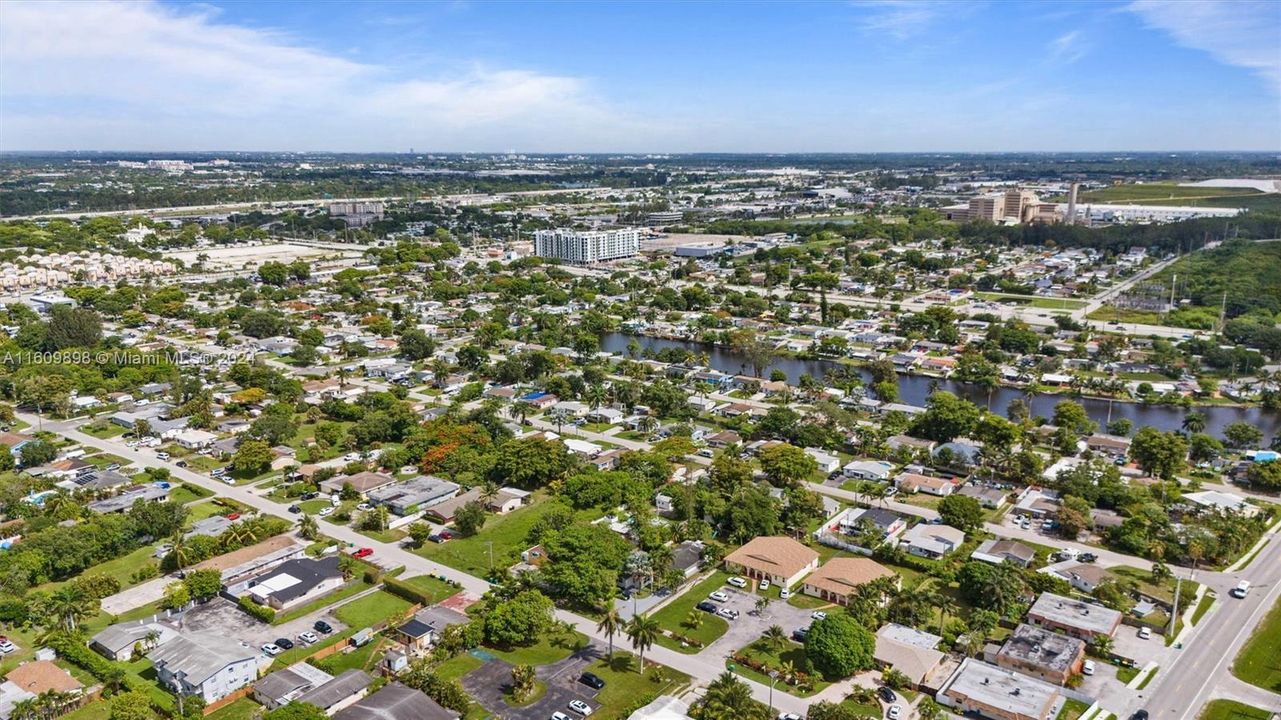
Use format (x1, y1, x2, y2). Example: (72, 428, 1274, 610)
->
(166, 243, 357, 270)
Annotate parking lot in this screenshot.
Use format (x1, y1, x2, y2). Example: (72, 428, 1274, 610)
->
(689, 580, 828, 659)
(179, 597, 348, 655)
(461, 643, 605, 720)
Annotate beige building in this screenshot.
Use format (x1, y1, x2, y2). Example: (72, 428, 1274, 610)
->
(801, 557, 898, 605)
(723, 536, 819, 589)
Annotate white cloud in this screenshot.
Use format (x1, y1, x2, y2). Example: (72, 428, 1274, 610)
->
(1049, 30, 1087, 64)
(0, 0, 664, 151)
(855, 0, 946, 39)
(1128, 0, 1281, 94)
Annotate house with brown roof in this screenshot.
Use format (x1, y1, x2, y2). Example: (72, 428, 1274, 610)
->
(801, 557, 898, 606)
(894, 471, 955, 496)
(723, 536, 818, 589)
(321, 471, 397, 496)
(5, 661, 84, 696)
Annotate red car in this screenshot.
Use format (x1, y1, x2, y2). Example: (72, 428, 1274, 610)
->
(225, 512, 241, 521)
(352, 547, 374, 559)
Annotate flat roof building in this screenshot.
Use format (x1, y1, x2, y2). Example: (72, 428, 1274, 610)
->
(939, 658, 1063, 720)
(533, 228, 641, 265)
(1027, 592, 1123, 641)
(994, 623, 1086, 685)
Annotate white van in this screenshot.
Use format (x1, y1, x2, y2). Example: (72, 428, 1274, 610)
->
(1230, 580, 1251, 598)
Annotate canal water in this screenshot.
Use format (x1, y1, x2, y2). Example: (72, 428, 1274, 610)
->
(600, 333, 1280, 441)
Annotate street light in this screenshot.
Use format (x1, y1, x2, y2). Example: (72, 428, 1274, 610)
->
(768, 670, 779, 716)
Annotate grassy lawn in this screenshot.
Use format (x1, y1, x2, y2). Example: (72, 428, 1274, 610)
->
(38, 544, 161, 593)
(84, 452, 130, 468)
(311, 637, 387, 675)
(204, 698, 262, 720)
(1056, 698, 1091, 720)
(488, 632, 584, 666)
(397, 574, 461, 604)
(435, 652, 485, 682)
(585, 653, 692, 719)
(730, 637, 830, 696)
(975, 292, 1086, 310)
(417, 494, 591, 577)
(503, 680, 548, 707)
(168, 484, 211, 505)
(651, 571, 731, 653)
(273, 580, 375, 625)
(1136, 667, 1158, 690)
(1197, 700, 1275, 720)
(786, 592, 830, 610)
(841, 700, 882, 717)
(1232, 595, 1281, 692)
(1116, 665, 1141, 684)
(82, 422, 129, 439)
(334, 590, 414, 629)
(359, 527, 407, 544)
(1191, 593, 1216, 626)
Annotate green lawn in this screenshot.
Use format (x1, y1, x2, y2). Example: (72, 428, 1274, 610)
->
(311, 637, 386, 675)
(417, 494, 591, 577)
(334, 590, 414, 629)
(37, 544, 161, 593)
(168, 484, 211, 505)
(1191, 593, 1216, 626)
(204, 698, 262, 720)
(397, 574, 461, 604)
(435, 652, 485, 682)
(730, 637, 830, 696)
(1116, 665, 1141, 684)
(582, 653, 692, 719)
(1056, 698, 1091, 720)
(489, 632, 584, 666)
(650, 571, 730, 653)
(975, 292, 1086, 310)
(1232, 595, 1281, 692)
(1197, 700, 1275, 720)
(273, 580, 374, 626)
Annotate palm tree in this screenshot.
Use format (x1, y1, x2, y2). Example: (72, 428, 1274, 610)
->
(48, 585, 91, 633)
(508, 401, 533, 425)
(625, 614, 661, 673)
(763, 624, 787, 652)
(479, 479, 501, 506)
(585, 384, 608, 412)
(1182, 411, 1207, 435)
(700, 671, 756, 720)
(636, 415, 658, 435)
(683, 609, 704, 631)
(298, 513, 319, 541)
(597, 607, 622, 660)
(169, 531, 191, 570)
(754, 595, 772, 615)
(935, 593, 958, 636)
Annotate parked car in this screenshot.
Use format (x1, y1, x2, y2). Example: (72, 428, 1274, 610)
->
(274, 638, 294, 650)
(1138, 626, 1152, 639)
(887, 706, 901, 720)
(552, 714, 572, 720)
(727, 576, 747, 588)
(877, 687, 897, 703)
(759, 579, 771, 591)
(352, 547, 374, 559)
(579, 672, 606, 690)
(298, 631, 319, 644)
(318, 506, 334, 517)
(696, 601, 717, 613)
(1079, 553, 1097, 563)
(709, 591, 729, 602)
(0, 638, 15, 654)
(156, 452, 170, 461)
(791, 627, 809, 642)
(1131, 711, 1149, 720)
(288, 505, 302, 514)
(226, 513, 240, 521)
(261, 643, 282, 656)
(1083, 660, 1096, 676)
(301, 491, 318, 500)
(779, 589, 791, 600)
(428, 533, 450, 543)
(357, 503, 371, 511)
(568, 700, 593, 716)
(717, 608, 739, 620)
(314, 620, 334, 634)
(778, 714, 801, 720)
(811, 611, 828, 621)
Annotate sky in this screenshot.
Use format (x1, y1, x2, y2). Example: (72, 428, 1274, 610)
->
(1, 0, 1279, 153)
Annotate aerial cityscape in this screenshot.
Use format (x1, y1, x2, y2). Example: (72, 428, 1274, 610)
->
(0, 4, 1279, 720)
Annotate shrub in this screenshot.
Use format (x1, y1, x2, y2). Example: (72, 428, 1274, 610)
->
(239, 596, 277, 623)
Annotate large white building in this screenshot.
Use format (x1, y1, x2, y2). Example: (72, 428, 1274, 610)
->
(533, 228, 641, 264)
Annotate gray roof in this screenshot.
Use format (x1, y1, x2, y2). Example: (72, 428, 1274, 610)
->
(1028, 592, 1123, 636)
(91, 620, 176, 655)
(334, 683, 458, 720)
(296, 670, 373, 710)
(149, 632, 256, 687)
(944, 658, 1060, 717)
(997, 623, 1085, 674)
(88, 485, 170, 514)
(256, 666, 325, 703)
(249, 556, 343, 605)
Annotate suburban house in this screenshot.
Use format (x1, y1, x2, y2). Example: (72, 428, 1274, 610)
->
(487, 487, 530, 514)
(971, 539, 1037, 568)
(894, 471, 955, 496)
(367, 476, 460, 516)
(800, 557, 898, 605)
(1026, 592, 1123, 641)
(723, 536, 819, 589)
(993, 623, 1086, 686)
(938, 658, 1063, 720)
(804, 447, 842, 474)
(149, 632, 259, 703)
(333, 682, 459, 720)
(423, 487, 482, 524)
(898, 524, 966, 559)
(958, 484, 1009, 509)
(226, 556, 346, 611)
(321, 471, 398, 497)
(873, 624, 946, 688)
(1085, 434, 1131, 457)
(90, 620, 179, 661)
(255, 663, 337, 710)
(1049, 563, 1112, 594)
(842, 459, 895, 481)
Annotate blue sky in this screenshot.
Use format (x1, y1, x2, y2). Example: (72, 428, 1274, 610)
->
(1, 0, 1278, 152)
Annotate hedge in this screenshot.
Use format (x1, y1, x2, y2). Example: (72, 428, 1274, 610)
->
(239, 596, 277, 623)
(382, 576, 437, 606)
(48, 634, 149, 693)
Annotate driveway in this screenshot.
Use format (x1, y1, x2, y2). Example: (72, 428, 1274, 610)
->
(177, 597, 349, 650)
(695, 583, 824, 661)
(461, 643, 605, 720)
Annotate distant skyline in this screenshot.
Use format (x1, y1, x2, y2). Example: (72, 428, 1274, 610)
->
(2, 0, 1279, 153)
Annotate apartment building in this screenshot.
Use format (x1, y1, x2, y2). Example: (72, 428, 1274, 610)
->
(533, 228, 641, 264)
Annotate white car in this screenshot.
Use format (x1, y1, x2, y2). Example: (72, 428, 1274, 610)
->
(318, 506, 335, 517)
(1083, 660, 1096, 676)
(156, 452, 170, 461)
(298, 631, 319, 644)
(887, 705, 901, 720)
(552, 714, 572, 720)
(778, 714, 801, 720)
(222, 476, 236, 485)
(780, 589, 791, 600)
(717, 608, 739, 620)
(357, 503, 371, 511)
(0, 639, 15, 654)
(811, 611, 828, 621)
(261, 643, 282, 656)
(568, 700, 593, 716)
(1138, 626, 1151, 639)
(759, 579, 771, 591)
(709, 591, 729, 602)
(727, 576, 748, 588)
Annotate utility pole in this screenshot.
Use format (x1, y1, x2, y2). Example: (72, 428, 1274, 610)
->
(1169, 576, 1182, 637)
